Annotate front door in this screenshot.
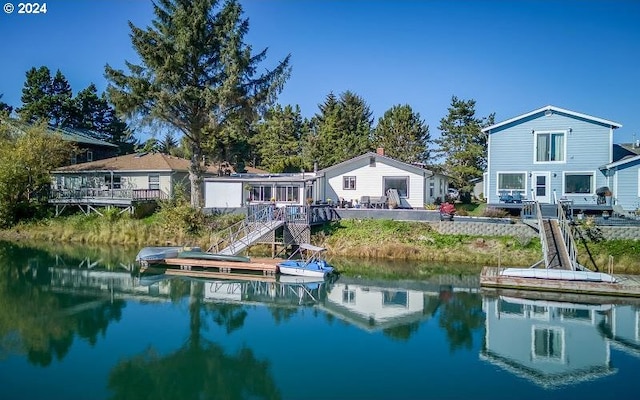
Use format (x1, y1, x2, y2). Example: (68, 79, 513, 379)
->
(532, 172, 550, 203)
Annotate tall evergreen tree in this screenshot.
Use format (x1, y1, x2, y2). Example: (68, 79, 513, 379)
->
(72, 83, 133, 153)
(306, 91, 372, 169)
(105, 0, 290, 207)
(373, 104, 431, 164)
(18, 67, 75, 127)
(253, 104, 307, 172)
(435, 96, 494, 199)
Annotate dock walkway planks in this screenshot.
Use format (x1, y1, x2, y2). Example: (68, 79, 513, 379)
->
(480, 266, 640, 297)
(163, 257, 280, 276)
(164, 268, 277, 282)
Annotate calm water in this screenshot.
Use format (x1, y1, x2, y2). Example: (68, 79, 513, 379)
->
(1, 241, 640, 400)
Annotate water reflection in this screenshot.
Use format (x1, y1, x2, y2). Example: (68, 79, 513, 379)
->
(481, 291, 640, 389)
(4, 240, 640, 398)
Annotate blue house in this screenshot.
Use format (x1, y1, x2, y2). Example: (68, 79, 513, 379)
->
(482, 105, 623, 207)
(600, 143, 640, 212)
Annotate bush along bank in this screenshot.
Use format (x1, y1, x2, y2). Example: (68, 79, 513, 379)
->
(1, 211, 639, 274)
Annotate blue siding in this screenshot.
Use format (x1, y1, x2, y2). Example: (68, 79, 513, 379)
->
(488, 110, 612, 204)
(614, 159, 640, 210)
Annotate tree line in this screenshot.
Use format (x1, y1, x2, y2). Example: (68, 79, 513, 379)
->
(0, 0, 493, 214)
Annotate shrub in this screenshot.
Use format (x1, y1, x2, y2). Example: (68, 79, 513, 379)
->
(482, 207, 509, 218)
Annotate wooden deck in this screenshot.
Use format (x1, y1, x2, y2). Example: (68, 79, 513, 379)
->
(162, 257, 280, 276)
(480, 266, 640, 297)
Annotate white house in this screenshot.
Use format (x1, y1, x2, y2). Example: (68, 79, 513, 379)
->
(315, 148, 444, 209)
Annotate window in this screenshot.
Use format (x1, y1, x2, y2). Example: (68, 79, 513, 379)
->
(87, 151, 93, 162)
(429, 181, 434, 197)
(250, 185, 273, 202)
(369, 156, 376, 167)
(275, 185, 299, 202)
(149, 175, 160, 190)
(384, 176, 409, 197)
(564, 172, 593, 194)
(343, 176, 356, 190)
(342, 289, 355, 304)
(104, 175, 121, 189)
(535, 131, 565, 162)
(497, 172, 526, 193)
(382, 291, 408, 307)
(532, 327, 564, 361)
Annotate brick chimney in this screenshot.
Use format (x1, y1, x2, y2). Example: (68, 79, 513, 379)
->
(376, 147, 384, 156)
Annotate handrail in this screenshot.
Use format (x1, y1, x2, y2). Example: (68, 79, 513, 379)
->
(556, 199, 580, 271)
(208, 205, 284, 253)
(534, 201, 551, 269)
(50, 188, 167, 201)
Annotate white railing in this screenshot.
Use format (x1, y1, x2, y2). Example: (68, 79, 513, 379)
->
(50, 188, 167, 201)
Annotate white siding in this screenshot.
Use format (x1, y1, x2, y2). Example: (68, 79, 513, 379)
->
(205, 181, 243, 208)
(324, 159, 425, 208)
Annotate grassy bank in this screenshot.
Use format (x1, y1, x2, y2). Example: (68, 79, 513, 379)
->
(1, 212, 639, 275)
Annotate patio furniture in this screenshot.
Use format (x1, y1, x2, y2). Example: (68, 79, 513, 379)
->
(612, 204, 637, 219)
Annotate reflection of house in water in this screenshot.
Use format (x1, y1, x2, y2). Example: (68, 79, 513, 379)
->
(608, 305, 640, 358)
(320, 279, 436, 331)
(481, 295, 617, 388)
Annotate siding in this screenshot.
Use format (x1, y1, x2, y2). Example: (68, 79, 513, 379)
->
(488, 111, 612, 204)
(613, 158, 640, 210)
(323, 157, 425, 208)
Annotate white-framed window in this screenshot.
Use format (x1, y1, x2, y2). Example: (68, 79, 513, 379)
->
(275, 185, 300, 203)
(384, 176, 409, 198)
(343, 176, 356, 190)
(104, 175, 121, 189)
(87, 150, 93, 162)
(638, 169, 640, 197)
(534, 130, 566, 163)
(250, 185, 273, 202)
(497, 172, 526, 195)
(149, 174, 160, 190)
(563, 172, 594, 195)
(531, 326, 565, 362)
(429, 181, 434, 197)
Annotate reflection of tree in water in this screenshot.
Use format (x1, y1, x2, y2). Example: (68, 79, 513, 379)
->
(383, 322, 420, 341)
(0, 242, 126, 366)
(437, 291, 484, 351)
(108, 281, 280, 400)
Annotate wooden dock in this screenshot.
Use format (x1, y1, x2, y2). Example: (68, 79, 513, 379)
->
(162, 257, 280, 276)
(480, 266, 640, 297)
(164, 268, 277, 282)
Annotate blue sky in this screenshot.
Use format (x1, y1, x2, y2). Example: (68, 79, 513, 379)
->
(1, 0, 639, 144)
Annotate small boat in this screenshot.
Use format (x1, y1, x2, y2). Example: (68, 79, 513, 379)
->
(277, 243, 335, 278)
(136, 246, 200, 263)
(500, 267, 616, 283)
(177, 250, 250, 263)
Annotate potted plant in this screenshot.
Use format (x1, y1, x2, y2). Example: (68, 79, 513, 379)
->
(439, 202, 456, 221)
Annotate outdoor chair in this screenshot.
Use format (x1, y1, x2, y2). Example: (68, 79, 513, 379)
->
(499, 191, 513, 203)
(512, 192, 523, 203)
(612, 204, 637, 219)
(360, 196, 371, 208)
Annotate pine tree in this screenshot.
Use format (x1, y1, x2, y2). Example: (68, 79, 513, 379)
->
(105, 0, 290, 207)
(253, 104, 307, 172)
(306, 91, 373, 169)
(435, 96, 494, 200)
(373, 104, 431, 164)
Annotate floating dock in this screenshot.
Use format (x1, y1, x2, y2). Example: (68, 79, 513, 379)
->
(480, 267, 640, 298)
(161, 256, 280, 276)
(164, 268, 277, 282)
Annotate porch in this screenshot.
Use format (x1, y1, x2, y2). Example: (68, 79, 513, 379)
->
(49, 188, 168, 216)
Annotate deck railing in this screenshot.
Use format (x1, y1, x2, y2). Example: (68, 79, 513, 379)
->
(50, 188, 168, 201)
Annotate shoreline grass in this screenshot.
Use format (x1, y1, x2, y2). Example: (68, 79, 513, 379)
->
(1, 212, 639, 275)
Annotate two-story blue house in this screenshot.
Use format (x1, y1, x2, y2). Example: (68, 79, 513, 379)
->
(482, 105, 623, 208)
